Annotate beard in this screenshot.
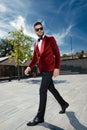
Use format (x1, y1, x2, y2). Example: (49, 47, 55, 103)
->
(38, 32, 44, 38)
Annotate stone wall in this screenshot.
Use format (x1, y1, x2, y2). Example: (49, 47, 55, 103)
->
(60, 58, 87, 74)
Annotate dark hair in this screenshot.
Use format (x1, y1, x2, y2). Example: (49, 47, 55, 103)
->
(34, 22, 42, 27)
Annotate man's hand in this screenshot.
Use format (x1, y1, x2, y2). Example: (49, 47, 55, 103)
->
(53, 68, 60, 77)
(24, 67, 31, 76)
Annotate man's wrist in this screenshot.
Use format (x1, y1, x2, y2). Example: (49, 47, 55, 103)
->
(27, 67, 31, 71)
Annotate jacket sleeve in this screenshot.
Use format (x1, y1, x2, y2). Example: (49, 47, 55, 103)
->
(50, 36, 60, 69)
(28, 51, 38, 70)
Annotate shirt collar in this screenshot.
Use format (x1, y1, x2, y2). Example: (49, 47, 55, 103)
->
(37, 35, 45, 42)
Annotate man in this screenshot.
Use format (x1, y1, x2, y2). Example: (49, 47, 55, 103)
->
(24, 22, 69, 126)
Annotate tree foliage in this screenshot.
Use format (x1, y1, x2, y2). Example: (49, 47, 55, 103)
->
(0, 39, 12, 57)
(4, 27, 33, 80)
(76, 50, 84, 59)
(5, 27, 33, 65)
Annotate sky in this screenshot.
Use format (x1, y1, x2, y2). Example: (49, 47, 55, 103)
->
(0, 0, 87, 55)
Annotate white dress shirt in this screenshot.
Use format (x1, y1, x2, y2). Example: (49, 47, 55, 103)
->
(38, 39, 42, 51)
(37, 35, 44, 51)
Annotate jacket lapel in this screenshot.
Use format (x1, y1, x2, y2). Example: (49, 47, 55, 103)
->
(34, 42, 40, 56)
(40, 35, 46, 55)
(34, 35, 46, 56)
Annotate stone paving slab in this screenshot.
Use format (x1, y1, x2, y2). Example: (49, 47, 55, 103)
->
(0, 74, 87, 130)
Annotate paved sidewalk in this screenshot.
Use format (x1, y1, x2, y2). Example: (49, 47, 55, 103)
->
(0, 75, 87, 130)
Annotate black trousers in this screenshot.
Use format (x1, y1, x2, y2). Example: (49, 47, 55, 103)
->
(37, 71, 67, 119)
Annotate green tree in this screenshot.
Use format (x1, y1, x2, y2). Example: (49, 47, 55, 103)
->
(0, 39, 12, 57)
(76, 50, 84, 59)
(61, 54, 68, 60)
(5, 27, 33, 80)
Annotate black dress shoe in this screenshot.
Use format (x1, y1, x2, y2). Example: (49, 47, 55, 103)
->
(59, 103, 69, 114)
(27, 117, 44, 126)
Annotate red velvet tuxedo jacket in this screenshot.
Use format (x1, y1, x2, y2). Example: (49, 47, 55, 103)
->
(29, 35, 60, 72)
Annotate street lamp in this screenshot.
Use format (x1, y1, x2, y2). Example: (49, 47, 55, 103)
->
(70, 35, 73, 59)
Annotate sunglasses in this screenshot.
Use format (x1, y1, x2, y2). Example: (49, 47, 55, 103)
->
(35, 27, 43, 32)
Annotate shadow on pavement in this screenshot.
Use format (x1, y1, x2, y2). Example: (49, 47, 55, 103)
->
(39, 122, 64, 130)
(66, 111, 87, 130)
(54, 80, 68, 84)
(25, 79, 67, 85)
(25, 79, 41, 84)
